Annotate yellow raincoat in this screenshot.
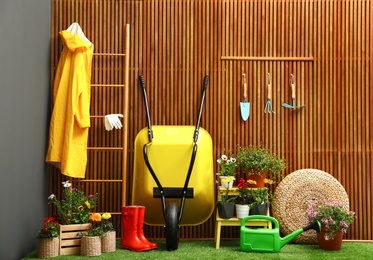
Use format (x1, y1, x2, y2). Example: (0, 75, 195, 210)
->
(46, 24, 94, 178)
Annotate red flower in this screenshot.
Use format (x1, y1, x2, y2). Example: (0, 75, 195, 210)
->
(237, 178, 250, 189)
(43, 228, 49, 233)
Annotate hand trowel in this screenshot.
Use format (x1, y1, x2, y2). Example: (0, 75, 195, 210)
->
(240, 73, 250, 121)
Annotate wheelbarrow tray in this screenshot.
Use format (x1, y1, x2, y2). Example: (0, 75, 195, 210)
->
(132, 125, 214, 226)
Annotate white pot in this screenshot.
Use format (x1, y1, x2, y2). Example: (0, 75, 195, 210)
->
(220, 176, 234, 188)
(235, 204, 250, 219)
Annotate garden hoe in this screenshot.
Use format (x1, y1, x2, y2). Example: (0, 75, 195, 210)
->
(282, 74, 305, 109)
(240, 73, 250, 121)
(264, 73, 275, 114)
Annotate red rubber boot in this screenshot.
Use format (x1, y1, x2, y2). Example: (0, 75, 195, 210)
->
(137, 206, 158, 249)
(121, 206, 152, 252)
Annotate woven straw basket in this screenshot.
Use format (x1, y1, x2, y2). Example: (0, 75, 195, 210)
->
(37, 237, 59, 258)
(272, 169, 349, 244)
(80, 236, 101, 256)
(101, 231, 116, 252)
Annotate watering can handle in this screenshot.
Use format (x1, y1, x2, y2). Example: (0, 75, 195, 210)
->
(241, 215, 279, 229)
(291, 74, 295, 99)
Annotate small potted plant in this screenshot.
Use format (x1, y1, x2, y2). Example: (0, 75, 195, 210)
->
(98, 212, 116, 252)
(79, 213, 104, 256)
(36, 217, 60, 258)
(236, 145, 286, 187)
(306, 201, 356, 250)
(234, 178, 253, 218)
(216, 178, 237, 219)
(216, 153, 238, 187)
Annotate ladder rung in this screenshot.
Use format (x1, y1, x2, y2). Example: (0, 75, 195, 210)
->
(93, 53, 126, 56)
(91, 84, 124, 88)
(87, 147, 123, 151)
(74, 179, 122, 183)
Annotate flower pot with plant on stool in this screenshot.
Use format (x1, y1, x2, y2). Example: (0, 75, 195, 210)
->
(216, 153, 238, 187)
(250, 188, 274, 215)
(216, 184, 237, 219)
(236, 145, 286, 188)
(306, 201, 356, 251)
(235, 178, 252, 218)
(36, 217, 60, 258)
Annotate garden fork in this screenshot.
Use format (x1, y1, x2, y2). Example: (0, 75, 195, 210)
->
(264, 73, 276, 114)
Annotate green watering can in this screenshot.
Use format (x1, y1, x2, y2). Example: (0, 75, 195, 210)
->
(240, 215, 320, 253)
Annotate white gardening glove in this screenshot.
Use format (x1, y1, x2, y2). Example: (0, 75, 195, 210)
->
(104, 114, 124, 131)
(104, 115, 113, 131)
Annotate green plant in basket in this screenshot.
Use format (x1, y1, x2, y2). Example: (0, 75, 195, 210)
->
(306, 201, 356, 240)
(98, 212, 115, 233)
(48, 180, 98, 225)
(36, 217, 59, 239)
(79, 213, 105, 237)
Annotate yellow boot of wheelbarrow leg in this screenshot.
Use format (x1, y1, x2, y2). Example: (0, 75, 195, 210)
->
(132, 125, 214, 226)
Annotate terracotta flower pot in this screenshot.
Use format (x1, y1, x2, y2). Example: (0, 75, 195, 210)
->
(247, 171, 267, 188)
(317, 228, 343, 250)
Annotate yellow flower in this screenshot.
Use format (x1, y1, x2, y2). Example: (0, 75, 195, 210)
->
(247, 179, 257, 185)
(78, 205, 84, 211)
(85, 201, 91, 209)
(90, 213, 102, 222)
(264, 178, 274, 184)
(101, 212, 112, 220)
(221, 177, 235, 183)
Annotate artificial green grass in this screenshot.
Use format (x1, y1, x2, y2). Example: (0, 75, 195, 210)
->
(23, 240, 373, 260)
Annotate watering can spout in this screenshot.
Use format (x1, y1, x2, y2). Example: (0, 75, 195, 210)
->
(279, 221, 321, 249)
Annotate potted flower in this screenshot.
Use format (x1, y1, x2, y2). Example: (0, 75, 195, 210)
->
(216, 178, 237, 219)
(250, 180, 276, 215)
(216, 154, 238, 187)
(79, 213, 104, 256)
(98, 212, 116, 252)
(234, 178, 253, 218)
(36, 217, 60, 258)
(236, 145, 286, 187)
(48, 180, 98, 255)
(306, 201, 356, 250)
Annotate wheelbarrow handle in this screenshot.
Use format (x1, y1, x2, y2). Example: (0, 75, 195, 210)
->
(193, 75, 209, 143)
(139, 75, 153, 142)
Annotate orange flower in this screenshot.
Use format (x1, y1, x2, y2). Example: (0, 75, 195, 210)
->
(264, 178, 274, 185)
(90, 213, 102, 222)
(247, 179, 257, 185)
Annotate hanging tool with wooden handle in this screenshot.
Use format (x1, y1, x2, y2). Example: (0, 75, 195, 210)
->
(282, 74, 305, 109)
(264, 73, 275, 114)
(240, 73, 250, 121)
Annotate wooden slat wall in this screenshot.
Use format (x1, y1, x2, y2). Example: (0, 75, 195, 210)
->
(50, 0, 372, 240)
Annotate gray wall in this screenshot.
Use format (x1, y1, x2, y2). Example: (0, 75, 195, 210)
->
(0, 0, 51, 259)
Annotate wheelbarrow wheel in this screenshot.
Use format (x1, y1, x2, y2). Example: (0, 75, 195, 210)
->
(166, 202, 179, 251)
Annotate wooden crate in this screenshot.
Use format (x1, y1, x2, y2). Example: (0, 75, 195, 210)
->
(59, 223, 91, 255)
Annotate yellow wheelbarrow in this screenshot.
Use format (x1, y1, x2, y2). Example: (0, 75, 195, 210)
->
(132, 75, 214, 251)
